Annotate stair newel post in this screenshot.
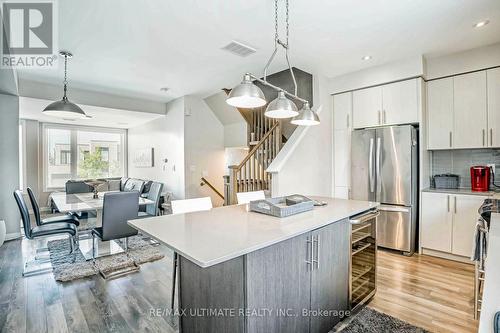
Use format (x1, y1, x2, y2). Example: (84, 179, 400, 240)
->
(228, 165, 238, 205)
(223, 175, 231, 206)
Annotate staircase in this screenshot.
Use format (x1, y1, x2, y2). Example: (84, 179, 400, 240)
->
(225, 102, 284, 205)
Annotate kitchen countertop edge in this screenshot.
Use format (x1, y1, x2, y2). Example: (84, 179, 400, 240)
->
(129, 198, 378, 268)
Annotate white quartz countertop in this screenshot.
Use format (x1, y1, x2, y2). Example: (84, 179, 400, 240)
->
(128, 197, 378, 268)
(479, 212, 500, 333)
(422, 187, 500, 197)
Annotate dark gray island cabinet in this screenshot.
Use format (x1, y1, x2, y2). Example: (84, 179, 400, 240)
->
(128, 197, 378, 333)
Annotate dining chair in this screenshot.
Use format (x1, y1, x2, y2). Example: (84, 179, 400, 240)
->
(91, 191, 140, 279)
(138, 182, 164, 218)
(171, 197, 213, 214)
(13, 190, 79, 277)
(236, 190, 266, 204)
(170, 196, 213, 310)
(27, 187, 80, 227)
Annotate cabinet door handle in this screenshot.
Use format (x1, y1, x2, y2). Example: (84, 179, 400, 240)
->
(449, 132, 453, 148)
(313, 235, 320, 269)
(383, 110, 387, 124)
(454, 196, 457, 214)
(447, 195, 450, 212)
(491, 128, 494, 146)
(483, 129, 486, 147)
(378, 110, 381, 125)
(306, 237, 313, 269)
(346, 114, 350, 128)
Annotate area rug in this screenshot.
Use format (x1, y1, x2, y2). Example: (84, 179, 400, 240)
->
(339, 307, 429, 333)
(47, 236, 164, 282)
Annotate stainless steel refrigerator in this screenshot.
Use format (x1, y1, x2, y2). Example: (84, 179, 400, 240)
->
(351, 125, 418, 255)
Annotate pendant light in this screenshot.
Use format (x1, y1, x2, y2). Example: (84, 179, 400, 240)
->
(226, 74, 266, 108)
(264, 91, 298, 118)
(291, 102, 320, 126)
(226, 0, 319, 126)
(43, 51, 88, 119)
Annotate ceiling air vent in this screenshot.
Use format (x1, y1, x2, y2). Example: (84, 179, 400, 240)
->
(221, 41, 256, 57)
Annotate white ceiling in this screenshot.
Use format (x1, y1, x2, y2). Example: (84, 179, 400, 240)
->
(19, 97, 164, 129)
(16, 0, 500, 103)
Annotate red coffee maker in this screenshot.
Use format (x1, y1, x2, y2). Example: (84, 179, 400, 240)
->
(470, 166, 491, 192)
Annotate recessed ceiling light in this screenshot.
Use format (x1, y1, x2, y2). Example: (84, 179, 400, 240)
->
(474, 20, 489, 28)
(117, 122, 129, 125)
(160, 87, 169, 92)
(362, 55, 372, 61)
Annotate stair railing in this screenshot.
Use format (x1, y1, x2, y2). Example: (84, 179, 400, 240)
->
(227, 122, 281, 205)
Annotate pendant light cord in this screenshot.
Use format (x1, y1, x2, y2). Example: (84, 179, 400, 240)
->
(263, 0, 297, 96)
(63, 54, 68, 100)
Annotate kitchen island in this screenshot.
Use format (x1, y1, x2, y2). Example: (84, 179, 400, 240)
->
(479, 211, 500, 333)
(129, 197, 378, 333)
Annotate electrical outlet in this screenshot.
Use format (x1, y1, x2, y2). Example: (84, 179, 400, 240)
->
(487, 163, 496, 175)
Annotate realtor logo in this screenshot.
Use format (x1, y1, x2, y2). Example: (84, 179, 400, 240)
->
(1, 0, 57, 68)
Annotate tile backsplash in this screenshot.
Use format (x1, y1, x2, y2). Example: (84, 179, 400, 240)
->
(431, 149, 500, 188)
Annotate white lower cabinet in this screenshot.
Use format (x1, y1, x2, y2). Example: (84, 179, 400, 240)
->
(421, 192, 487, 258)
(421, 192, 452, 253)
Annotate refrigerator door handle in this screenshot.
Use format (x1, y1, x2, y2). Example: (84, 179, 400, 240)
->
(369, 138, 375, 192)
(376, 137, 382, 194)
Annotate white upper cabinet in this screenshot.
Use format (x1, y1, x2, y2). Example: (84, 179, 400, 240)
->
(382, 79, 419, 126)
(427, 78, 454, 149)
(427, 70, 493, 150)
(487, 68, 500, 147)
(453, 71, 488, 149)
(352, 79, 419, 129)
(352, 86, 382, 129)
(333, 92, 352, 130)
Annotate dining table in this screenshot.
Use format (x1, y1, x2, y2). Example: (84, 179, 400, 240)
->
(50, 191, 154, 226)
(50, 191, 155, 260)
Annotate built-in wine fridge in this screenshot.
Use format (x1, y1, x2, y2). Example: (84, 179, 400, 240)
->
(349, 209, 379, 312)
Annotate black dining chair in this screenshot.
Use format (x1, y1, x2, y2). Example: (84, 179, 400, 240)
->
(138, 182, 164, 218)
(91, 191, 140, 278)
(13, 190, 79, 276)
(27, 187, 80, 227)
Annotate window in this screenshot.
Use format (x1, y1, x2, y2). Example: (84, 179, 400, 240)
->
(43, 124, 126, 190)
(60, 150, 71, 165)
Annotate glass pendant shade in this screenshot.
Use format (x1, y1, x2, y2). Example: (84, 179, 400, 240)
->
(264, 91, 299, 119)
(291, 102, 320, 126)
(226, 74, 267, 108)
(43, 97, 87, 119)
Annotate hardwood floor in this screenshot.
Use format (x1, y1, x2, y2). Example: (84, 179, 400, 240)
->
(0, 236, 479, 333)
(370, 250, 478, 333)
(0, 237, 179, 333)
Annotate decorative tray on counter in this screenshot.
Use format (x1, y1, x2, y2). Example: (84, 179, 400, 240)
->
(249, 194, 314, 218)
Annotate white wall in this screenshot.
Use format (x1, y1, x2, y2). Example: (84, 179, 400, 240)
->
(128, 97, 185, 199)
(425, 42, 500, 79)
(0, 93, 20, 239)
(184, 95, 225, 206)
(269, 74, 333, 197)
(224, 122, 247, 147)
(329, 56, 424, 94)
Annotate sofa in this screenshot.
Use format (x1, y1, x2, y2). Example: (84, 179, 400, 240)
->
(51, 177, 165, 213)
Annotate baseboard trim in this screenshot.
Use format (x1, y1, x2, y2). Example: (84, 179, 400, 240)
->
(421, 248, 473, 264)
(5, 232, 22, 241)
